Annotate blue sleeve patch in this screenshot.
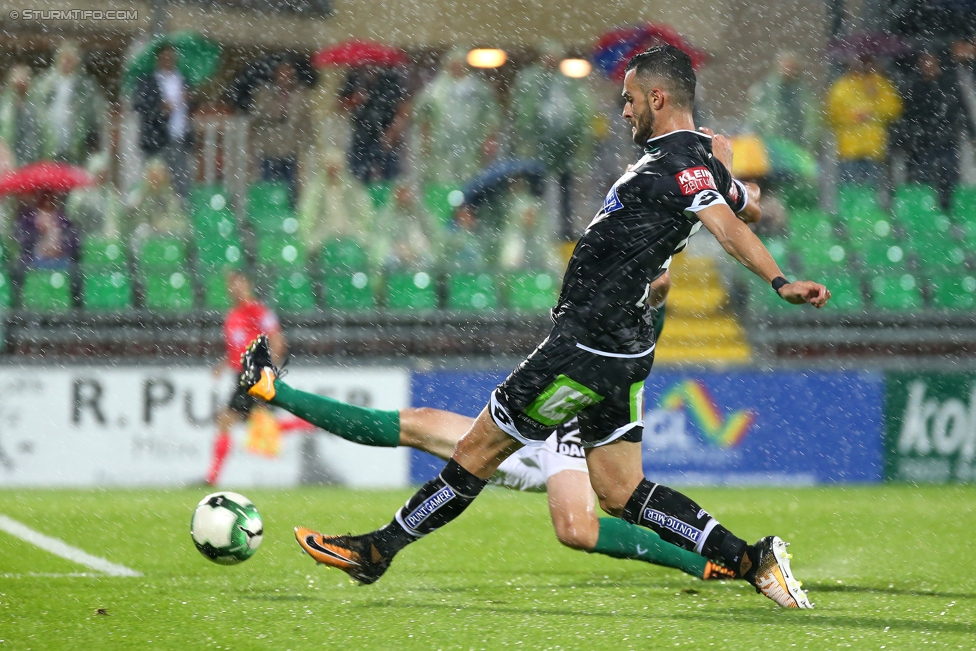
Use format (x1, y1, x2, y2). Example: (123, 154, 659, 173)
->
(604, 186, 624, 213)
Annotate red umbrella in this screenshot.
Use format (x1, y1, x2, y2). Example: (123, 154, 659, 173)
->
(0, 161, 93, 195)
(312, 40, 407, 68)
(593, 23, 709, 82)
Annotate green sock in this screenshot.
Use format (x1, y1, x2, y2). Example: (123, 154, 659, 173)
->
(270, 380, 401, 447)
(591, 518, 707, 579)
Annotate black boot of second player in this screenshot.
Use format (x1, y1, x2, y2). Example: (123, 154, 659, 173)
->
(295, 459, 489, 584)
(294, 528, 392, 585)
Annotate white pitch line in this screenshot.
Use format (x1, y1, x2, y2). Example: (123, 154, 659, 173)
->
(0, 514, 142, 577)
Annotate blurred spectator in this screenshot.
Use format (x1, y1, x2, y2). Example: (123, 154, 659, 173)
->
(297, 150, 375, 255)
(444, 204, 488, 272)
(747, 51, 820, 151)
(124, 157, 188, 249)
(370, 182, 438, 271)
(66, 152, 125, 239)
(15, 191, 79, 273)
(498, 178, 558, 272)
(0, 65, 41, 167)
(411, 47, 501, 225)
(510, 43, 595, 242)
(897, 51, 974, 212)
(827, 56, 902, 187)
(250, 60, 311, 208)
(31, 41, 104, 165)
(133, 45, 193, 201)
(340, 66, 408, 186)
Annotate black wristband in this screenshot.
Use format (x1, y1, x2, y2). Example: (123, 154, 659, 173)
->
(771, 276, 789, 295)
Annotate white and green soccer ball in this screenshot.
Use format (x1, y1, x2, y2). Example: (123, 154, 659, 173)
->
(190, 492, 263, 565)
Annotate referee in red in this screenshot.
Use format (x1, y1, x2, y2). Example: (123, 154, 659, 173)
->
(206, 271, 287, 485)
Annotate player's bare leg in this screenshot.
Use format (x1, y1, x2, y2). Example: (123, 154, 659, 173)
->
(398, 408, 472, 459)
(544, 470, 598, 550)
(585, 440, 813, 608)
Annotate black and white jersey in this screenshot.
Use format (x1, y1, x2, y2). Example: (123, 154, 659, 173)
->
(551, 130, 747, 354)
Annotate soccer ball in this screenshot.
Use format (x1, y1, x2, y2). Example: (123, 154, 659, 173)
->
(190, 492, 264, 565)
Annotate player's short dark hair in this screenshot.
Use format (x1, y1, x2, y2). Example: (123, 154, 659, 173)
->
(625, 45, 697, 109)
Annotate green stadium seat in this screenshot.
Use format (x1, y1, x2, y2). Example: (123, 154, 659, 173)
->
(505, 272, 558, 311)
(324, 272, 376, 311)
(951, 186, 976, 224)
(0, 273, 12, 309)
(843, 211, 892, 248)
(819, 274, 863, 312)
(447, 273, 498, 311)
(320, 238, 368, 273)
(901, 213, 952, 245)
(192, 206, 237, 234)
(140, 237, 187, 269)
(930, 274, 976, 310)
(860, 241, 907, 271)
(257, 237, 306, 269)
(779, 182, 818, 211)
(797, 241, 848, 274)
(367, 181, 393, 210)
(83, 271, 132, 311)
(894, 184, 946, 236)
(869, 273, 923, 311)
(837, 184, 879, 218)
(274, 270, 316, 313)
(248, 181, 291, 213)
(196, 239, 244, 270)
(201, 272, 232, 311)
(143, 270, 194, 312)
(912, 239, 967, 272)
(81, 238, 126, 268)
(385, 271, 438, 311)
(247, 182, 296, 236)
(894, 183, 939, 216)
(189, 185, 229, 214)
(21, 270, 71, 312)
(790, 210, 835, 241)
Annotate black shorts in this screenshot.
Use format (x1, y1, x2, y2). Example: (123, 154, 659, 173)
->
(228, 382, 257, 416)
(490, 329, 654, 448)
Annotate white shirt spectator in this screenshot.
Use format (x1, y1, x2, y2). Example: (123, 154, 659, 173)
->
(155, 70, 188, 141)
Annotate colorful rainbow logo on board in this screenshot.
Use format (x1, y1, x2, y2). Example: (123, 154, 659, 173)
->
(658, 380, 755, 447)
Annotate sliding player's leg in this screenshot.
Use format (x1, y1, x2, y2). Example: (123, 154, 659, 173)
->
(294, 407, 521, 584)
(540, 441, 732, 580)
(241, 335, 472, 457)
(584, 439, 812, 608)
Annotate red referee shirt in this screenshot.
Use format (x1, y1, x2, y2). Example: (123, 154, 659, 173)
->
(223, 300, 280, 372)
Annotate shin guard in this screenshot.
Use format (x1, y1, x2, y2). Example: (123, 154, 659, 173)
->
(374, 459, 488, 558)
(622, 479, 724, 554)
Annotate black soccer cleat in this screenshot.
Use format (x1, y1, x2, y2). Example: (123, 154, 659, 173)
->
(239, 334, 280, 402)
(743, 536, 813, 609)
(294, 528, 392, 585)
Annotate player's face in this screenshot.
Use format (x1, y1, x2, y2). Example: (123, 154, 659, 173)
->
(622, 70, 655, 145)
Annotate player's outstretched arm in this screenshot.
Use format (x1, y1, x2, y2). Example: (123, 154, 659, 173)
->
(700, 128, 762, 225)
(696, 202, 830, 308)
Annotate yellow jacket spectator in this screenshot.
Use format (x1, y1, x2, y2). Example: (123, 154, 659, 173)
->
(827, 59, 902, 171)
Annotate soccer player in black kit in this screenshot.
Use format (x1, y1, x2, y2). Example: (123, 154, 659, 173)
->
(280, 45, 830, 608)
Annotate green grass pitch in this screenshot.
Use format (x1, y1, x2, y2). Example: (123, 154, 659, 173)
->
(1, 485, 974, 650)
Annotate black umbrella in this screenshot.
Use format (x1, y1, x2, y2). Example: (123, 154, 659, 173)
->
(461, 159, 547, 207)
